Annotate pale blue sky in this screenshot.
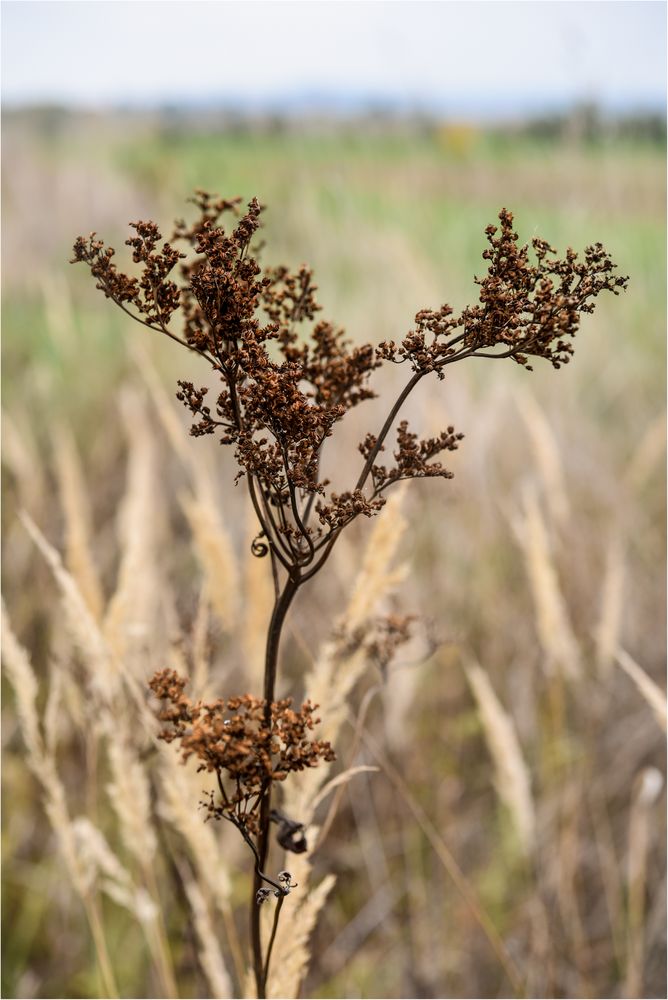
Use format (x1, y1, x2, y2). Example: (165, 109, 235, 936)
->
(2, 1, 665, 115)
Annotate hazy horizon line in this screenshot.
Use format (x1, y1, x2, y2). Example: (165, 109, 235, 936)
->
(3, 88, 665, 122)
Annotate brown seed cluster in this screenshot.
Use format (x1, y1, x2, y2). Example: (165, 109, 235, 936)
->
(333, 611, 416, 674)
(72, 221, 185, 328)
(378, 208, 628, 373)
(364, 613, 416, 676)
(149, 670, 335, 834)
(72, 194, 627, 576)
(360, 421, 465, 493)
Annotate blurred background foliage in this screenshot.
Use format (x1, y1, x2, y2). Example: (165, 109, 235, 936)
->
(2, 101, 666, 1000)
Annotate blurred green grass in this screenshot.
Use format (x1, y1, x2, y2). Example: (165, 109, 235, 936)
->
(3, 120, 664, 419)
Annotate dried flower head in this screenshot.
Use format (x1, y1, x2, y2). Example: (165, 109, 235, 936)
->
(73, 197, 627, 578)
(378, 208, 628, 374)
(149, 669, 335, 835)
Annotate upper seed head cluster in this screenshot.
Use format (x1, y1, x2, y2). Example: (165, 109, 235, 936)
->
(72, 196, 627, 572)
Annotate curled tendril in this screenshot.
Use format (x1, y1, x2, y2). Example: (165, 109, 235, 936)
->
(251, 531, 269, 558)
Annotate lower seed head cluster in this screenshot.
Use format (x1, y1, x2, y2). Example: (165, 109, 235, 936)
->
(149, 669, 335, 833)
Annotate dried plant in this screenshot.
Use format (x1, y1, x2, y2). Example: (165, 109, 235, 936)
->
(72, 192, 627, 997)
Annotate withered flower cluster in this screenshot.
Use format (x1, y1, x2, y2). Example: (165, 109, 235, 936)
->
(72, 197, 627, 579)
(332, 612, 416, 678)
(364, 613, 416, 675)
(149, 669, 334, 836)
(377, 208, 628, 373)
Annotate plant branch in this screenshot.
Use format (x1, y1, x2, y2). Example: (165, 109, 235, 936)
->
(110, 292, 217, 365)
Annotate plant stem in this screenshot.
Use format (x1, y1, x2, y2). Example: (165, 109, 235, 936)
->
(251, 573, 301, 998)
(263, 894, 285, 988)
(262, 575, 301, 708)
(355, 370, 424, 492)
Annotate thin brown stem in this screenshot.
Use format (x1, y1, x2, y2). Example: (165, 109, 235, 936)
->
(262, 574, 301, 708)
(279, 443, 315, 564)
(355, 371, 424, 491)
(262, 894, 285, 988)
(110, 292, 217, 365)
(256, 484, 295, 565)
(224, 367, 294, 569)
(250, 572, 302, 997)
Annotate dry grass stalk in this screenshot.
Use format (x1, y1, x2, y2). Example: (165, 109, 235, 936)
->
(70, 816, 157, 924)
(131, 341, 193, 467)
(514, 486, 582, 679)
(105, 735, 157, 865)
(70, 816, 179, 999)
(555, 787, 591, 997)
(625, 767, 664, 998)
(2, 408, 47, 512)
(625, 409, 666, 491)
(20, 512, 119, 703)
(285, 485, 409, 827)
(2, 606, 119, 996)
(6, 547, 173, 994)
(182, 876, 233, 1000)
(585, 791, 626, 974)
(345, 483, 408, 634)
(615, 648, 667, 731)
(181, 475, 240, 634)
(26, 482, 176, 995)
(52, 422, 104, 621)
(2, 599, 43, 761)
(49, 807, 120, 999)
(381, 627, 433, 752)
(59, 660, 87, 731)
(191, 585, 213, 698)
(157, 743, 232, 900)
(157, 744, 245, 986)
(465, 660, 536, 856)
(359, 724, 525, 995)
(43, 658, 66, 756)
(104, 390, 161, 663)
(134, 342, 242, 640)
(515, 389, 569, 529)
(594, 537, 626, 675)
(309, 765, 380, 814)
(313, 687, 381, 853)
(134, 348, 241, 636)
(21, 511, 157, 729)
(61, 592, 178, 1000)
(317, 881, 400, 980)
